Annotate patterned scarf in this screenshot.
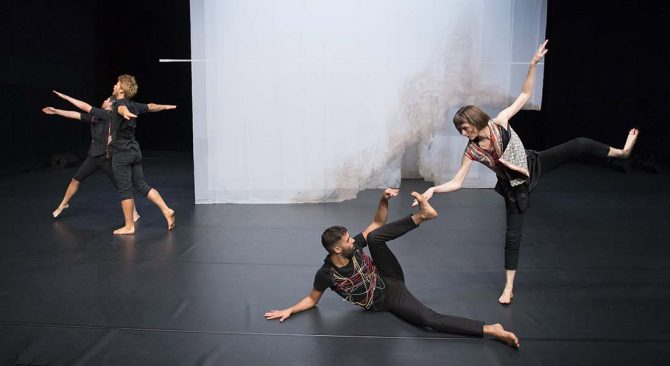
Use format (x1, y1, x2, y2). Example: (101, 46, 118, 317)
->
(465, 121, 529, 186)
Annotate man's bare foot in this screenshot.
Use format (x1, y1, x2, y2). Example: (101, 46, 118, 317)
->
(622, 128, 639, 158)
(499, 287, 514, 304)
(411, 192, 438, 221)
(52, 204, 69, 218)
(133, 209, 141, 223)
(113, 225, 135, 235)
(484, 324, 520, 348)
(164, 208, 175, 231)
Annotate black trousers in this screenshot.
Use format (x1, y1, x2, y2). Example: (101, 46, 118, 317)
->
(367, 215, 484, 337)
(504, 137, 610, 270)
(73, 155, 116, 186)
(111, 149, 152, 200)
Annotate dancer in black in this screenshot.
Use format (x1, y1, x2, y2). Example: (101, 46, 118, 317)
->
(416, 40, 639, 304)
(109, 74, 176, 235)
(42, 93, 139, 220)
(265, 189, 519, 347)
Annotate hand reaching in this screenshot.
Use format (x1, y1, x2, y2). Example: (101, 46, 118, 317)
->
(383, 188, 399, 200)
(411, 187, 434, 207)
(53, 90, 68, 100)
(531, 40, 548, 65)
(42, 107, 56, 115)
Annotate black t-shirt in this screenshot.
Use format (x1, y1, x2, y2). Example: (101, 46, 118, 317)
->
(110, 99, 149, 152)
(80, 106, 110, 157)
(313, 233, 385, 310)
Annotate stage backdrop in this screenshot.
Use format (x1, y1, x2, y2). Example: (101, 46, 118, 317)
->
(191, 0, 546, 203)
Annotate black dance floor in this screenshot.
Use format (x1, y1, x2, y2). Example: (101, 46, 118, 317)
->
(0, 152, 668, 365)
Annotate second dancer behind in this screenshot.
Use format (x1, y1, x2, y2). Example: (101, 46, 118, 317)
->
(44, 92, 140, 221)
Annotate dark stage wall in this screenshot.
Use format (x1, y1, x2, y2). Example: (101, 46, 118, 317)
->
(537, 0, 670, 165)
(1, 0, 192, 176)
(2, 0, 669, 177)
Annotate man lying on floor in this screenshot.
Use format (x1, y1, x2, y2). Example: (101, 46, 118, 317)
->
(265, 188, 519, 347)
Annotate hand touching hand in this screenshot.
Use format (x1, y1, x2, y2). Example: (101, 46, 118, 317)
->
(412, 187, 434, 207)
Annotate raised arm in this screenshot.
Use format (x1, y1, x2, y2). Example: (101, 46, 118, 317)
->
(362, 188, 398, 239)
(493, 40, 548, 128)
(42, 107, 82, 121)
(264, 288, 323, 322)
(53, 90, 93, 113)
(146, 103, 177, 112)
(413, 155, 473, 206)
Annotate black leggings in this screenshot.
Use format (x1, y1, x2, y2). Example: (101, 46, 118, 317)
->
(367, 216, 484, 337)
(504, 137, 610, 270)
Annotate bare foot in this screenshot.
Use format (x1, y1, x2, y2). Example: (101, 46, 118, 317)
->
(133, 209, 141, 223)
(498, 287, 514, 305)
(52, 204, 69, 218)
(113, 225, 135, 235)
(622, 128, 639, 158)
(411, 192, 438, 220)
(484, 324, 520, 348)
(164, 208, 175, 231)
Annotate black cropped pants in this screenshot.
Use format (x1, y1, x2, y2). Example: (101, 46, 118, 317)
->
(111, 149, 152, 200)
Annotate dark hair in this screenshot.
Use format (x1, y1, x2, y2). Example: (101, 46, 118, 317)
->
(453, 105, 490, 131)
(321, 226, 347, 253)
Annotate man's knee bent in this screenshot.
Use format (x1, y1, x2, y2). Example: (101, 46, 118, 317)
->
(366, 229, 386, 248)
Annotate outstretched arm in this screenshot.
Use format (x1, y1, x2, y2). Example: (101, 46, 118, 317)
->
(42, 107, 82, 121)
(413, 155, 473, 206)
(493, 40, 548, 128)
(53, 90, 93, 113)
(264, 289, 323, 322)
(362, 188, 398, 239)
(147, 103, 177, 112)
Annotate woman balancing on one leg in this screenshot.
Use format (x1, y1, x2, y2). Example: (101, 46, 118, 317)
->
(415, 40, 639, 304)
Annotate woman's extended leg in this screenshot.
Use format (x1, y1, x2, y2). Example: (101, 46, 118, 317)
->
(538, 129, 639, 178)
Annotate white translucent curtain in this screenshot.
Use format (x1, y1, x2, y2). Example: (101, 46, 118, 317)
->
(191, 0, 547, 203)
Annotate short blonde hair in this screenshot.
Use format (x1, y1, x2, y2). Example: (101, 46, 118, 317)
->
(118, 74, 138, 98)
